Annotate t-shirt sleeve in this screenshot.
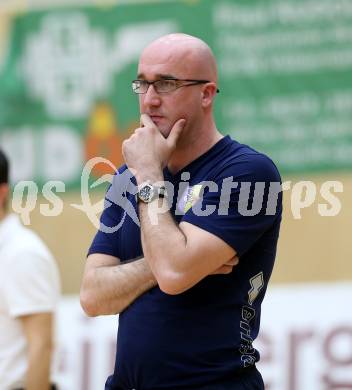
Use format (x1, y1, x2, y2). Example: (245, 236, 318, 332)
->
(88, 166, 139, 259)
(3, 251, 59, 318)
(182, 153, 282, 257)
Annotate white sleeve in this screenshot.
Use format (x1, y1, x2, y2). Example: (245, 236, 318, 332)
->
(3, 249, 60, 318)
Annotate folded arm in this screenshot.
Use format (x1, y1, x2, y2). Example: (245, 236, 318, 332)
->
(140, 200, 237, 295)
(80, 248, 237, 316)
(80, 254, 157, 316)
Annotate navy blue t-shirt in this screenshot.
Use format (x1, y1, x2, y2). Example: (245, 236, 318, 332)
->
(88, 136, 282, 390)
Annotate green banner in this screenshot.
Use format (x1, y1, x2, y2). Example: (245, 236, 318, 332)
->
(0, 0, 351, 189)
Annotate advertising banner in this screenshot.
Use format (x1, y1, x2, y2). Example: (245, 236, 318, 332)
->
(0, 0, 351, 190)
(55, 283, 352, 390)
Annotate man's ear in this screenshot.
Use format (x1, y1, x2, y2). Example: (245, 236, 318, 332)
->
(201, 83, 217, 108)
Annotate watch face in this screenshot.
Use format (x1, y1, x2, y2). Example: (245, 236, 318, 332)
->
(139, 184, 153, 202)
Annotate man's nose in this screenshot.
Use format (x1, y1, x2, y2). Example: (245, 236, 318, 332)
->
(142, 84, 161, 107)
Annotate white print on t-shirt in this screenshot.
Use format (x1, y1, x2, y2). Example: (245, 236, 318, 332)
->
(248, 272, 265, 305)
(239, 272, 265, 368)
(177, 184, 203, 214)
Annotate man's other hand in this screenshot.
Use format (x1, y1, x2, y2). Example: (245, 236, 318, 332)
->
(210, 256, 239, 275)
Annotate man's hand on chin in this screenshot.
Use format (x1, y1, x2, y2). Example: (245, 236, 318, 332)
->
(122, 114, 186, 184)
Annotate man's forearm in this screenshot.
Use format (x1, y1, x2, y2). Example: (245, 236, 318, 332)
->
(82, 257, 157, 316)
(139, 199, 192, 292)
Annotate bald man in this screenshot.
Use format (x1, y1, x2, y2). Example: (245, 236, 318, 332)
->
(81, 34, 282, 390)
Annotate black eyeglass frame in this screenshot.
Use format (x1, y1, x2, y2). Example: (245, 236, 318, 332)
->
(132, 78, 220, 94)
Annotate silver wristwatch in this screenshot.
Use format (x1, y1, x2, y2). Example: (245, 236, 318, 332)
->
(137, 182, 167, 203)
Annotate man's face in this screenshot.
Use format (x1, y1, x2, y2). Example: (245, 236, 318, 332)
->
(137, 48, 202, 138)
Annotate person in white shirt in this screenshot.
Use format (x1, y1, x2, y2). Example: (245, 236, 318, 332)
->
(0, 149, 61, 390)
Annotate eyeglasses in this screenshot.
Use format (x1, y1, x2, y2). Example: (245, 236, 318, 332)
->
(132, 78, 220, 94)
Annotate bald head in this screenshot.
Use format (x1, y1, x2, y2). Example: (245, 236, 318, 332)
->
(137, 33, 219, 141)
(139, 33, 218, 82)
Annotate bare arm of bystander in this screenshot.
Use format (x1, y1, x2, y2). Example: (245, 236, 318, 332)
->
(19, 312, 53, 390)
